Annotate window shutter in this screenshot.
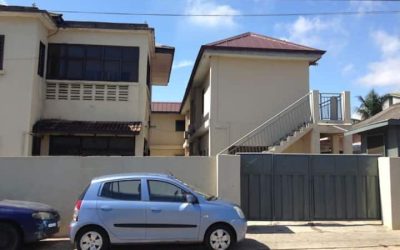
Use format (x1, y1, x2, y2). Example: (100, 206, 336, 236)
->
(0, 35, 4, 70)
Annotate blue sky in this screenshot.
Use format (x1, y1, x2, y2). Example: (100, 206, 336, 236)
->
(3, 0, 400, 117)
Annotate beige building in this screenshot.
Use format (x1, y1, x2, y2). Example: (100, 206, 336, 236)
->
(180, 32, 352, 156)
(149, 102, 185, 156)
(0, 5, 173, 156)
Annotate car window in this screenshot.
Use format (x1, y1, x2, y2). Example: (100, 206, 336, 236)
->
(148, 180, 187, 203)
(100, 180, 141, 201)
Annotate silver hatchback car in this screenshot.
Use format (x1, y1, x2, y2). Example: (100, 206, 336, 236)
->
(70, 173, 247, 250)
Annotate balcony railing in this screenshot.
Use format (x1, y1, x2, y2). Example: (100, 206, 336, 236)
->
(319, 93, 343, 121)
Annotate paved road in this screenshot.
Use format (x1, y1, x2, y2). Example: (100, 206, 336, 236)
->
(26, 221, 400, 250)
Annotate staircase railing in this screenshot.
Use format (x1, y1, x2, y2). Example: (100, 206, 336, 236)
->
(218, 92, 313, 155)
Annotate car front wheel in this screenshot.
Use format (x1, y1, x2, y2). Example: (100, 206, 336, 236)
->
(0, 222, 21, 250)
(75, 227, 110, 250)
(205, 224, 235, 250)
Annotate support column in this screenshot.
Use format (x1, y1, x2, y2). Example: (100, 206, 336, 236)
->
(342, 91, 351, 124)
(310, 127, 320, 154)
(310, 90, 320, 124)
(343, 134, 353, 154)
(332, 135, 340, 154)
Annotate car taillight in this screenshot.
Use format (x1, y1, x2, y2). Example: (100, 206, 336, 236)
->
(72, 200, 82, 222)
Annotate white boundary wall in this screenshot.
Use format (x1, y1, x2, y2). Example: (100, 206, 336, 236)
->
(0, 156, 216, 235)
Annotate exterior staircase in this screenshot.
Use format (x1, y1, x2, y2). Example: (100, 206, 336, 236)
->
(220, 92, 315, 155)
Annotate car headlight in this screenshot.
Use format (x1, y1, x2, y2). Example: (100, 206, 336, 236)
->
(32, 212, 54, 220)
(234, 206, 245, 219)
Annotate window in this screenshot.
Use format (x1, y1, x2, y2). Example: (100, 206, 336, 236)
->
(367, 134, 385, 155)
(38, 42, 46, 77)
(101, 180, 141, 201)
(148, 180, 187, 202)
(47, 44, 139, 82)
(49, 136, 135, 156)
(0, 35, 4, 70)
(175, 120, 185, 132)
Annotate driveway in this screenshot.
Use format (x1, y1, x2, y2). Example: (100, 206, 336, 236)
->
(26, 221, 400, 250)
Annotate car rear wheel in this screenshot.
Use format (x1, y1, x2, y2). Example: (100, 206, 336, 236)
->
(204, 224, 235, 250)
(0, 222, 21, 250)
(75, 227, 110, 250)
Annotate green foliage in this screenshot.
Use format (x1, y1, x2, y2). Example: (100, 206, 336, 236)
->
(356, 89, 389, 120)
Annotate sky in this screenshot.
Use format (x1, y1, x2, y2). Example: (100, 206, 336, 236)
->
(3, 0, 400, 117)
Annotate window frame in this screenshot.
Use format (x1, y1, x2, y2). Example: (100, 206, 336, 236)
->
(0, 35, 4, 70)
(46, 43, 139, 82)
(146, 179, 192, 203)
(99, 179, 142, 201)
(38, 41, 46, 77)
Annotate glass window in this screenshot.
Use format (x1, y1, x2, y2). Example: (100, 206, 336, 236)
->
(38, 42, 45, 77)
(101, 180, 141, 201)
(367, 134, 385, 155)
(175, 120, 185, 132)
(86, 46, 102, 59)
(49, 136, 80, 155)
(0, 35, 4, 70)
(68, 45, 85, 58)
(148, 180, 187, 202)
(122, 47, 139, 62)
(104, 61, 120, 81)
(81, 137, 108, 156)
(104, 47, 121, 61)
(66, 60, 84, 79)
(85, 60, 103, 80)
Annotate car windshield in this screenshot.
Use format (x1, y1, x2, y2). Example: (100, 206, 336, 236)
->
(173, 178, 217, 201)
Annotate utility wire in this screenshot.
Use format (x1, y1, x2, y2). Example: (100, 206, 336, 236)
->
(50, 9, 400, 17)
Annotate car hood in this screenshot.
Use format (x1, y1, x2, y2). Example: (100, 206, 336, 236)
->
(205, 198, 237, 208)
(0, 200, 55, 212)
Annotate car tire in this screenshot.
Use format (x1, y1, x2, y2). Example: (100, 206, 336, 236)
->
(204, 224, 235, 250)
(0, 222, 21, 250)
(75, 226, 110, 250)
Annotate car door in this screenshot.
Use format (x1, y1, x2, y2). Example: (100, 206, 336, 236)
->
(145, 179, 201, 241)
(96, 178, 146, 241)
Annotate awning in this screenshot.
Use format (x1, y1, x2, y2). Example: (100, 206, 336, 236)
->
(33, 120, 142, 136)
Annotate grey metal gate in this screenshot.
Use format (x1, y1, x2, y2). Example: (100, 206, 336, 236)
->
(241, 154, 381, 221)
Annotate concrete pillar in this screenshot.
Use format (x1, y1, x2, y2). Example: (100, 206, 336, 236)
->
(310, 90, 320, 124)
(332, 135, 340, 154)
(310, 127, 320, 154)
(378, 157, 400, 230)
(217, 154, 241, 205)
(342, 91, 351, 124)
(343, 134, 353, 154)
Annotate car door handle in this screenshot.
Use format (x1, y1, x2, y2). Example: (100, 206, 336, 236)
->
(150, 208, 162, 213)
(100, 206, 112, 212)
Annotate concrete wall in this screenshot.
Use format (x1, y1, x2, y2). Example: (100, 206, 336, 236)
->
(378, 157, 400, 230)
(149, 113, 185, 156)
(0, 17, 47, 156)
(217, 154, 241, 205)
(0, 156, 216, 235)
(209, 56, 310, 155)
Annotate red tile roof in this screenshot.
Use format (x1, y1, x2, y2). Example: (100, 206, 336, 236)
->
(33, 120, 142, 135)
(205, 32, 324, 53)
(151, 102, 181, 113)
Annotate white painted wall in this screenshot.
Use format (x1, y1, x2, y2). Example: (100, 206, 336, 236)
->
(0, 156, 216, 235)
(0, 17, 48, 156)
(209, 56, 310, 155)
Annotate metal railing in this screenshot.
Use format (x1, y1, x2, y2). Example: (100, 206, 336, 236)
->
(319, 93, 343, 121)
(219, 92, 313, 155)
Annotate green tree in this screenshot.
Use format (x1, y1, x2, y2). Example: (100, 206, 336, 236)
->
(356, 89, 389, 120)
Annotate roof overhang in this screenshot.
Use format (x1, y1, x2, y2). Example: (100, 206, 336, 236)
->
(345, 119, 400, 136)
(151, 46, 175, 86)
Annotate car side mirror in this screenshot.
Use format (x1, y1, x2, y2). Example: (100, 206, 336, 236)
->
(186, 194, 197, 204)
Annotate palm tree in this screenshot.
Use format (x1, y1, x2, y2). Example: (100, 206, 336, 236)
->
(356, 89, 389, 120)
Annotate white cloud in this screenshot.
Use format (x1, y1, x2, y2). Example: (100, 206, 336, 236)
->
(350, 0, 381, 13)
(342, 63, 354, 75)
(173, 60, 194, 70)
(357, 31, 400, 88)
(0, 0, 7, 5)
(184, 0, 240, 28)
(275, 16, 347, 52)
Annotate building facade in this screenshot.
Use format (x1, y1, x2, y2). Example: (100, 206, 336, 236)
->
(0, 5, 173, 156)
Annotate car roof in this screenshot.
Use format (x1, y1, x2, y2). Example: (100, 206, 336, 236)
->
(91, 172, 174, 183)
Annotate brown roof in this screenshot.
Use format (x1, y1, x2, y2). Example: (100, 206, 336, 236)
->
(151, 102, 181, 113)
(206, 32, 324, 53)
(350, 104, 400, 133)
(33, 120, 142, 135)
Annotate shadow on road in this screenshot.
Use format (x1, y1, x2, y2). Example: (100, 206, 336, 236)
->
(25, 238, 270, 250)
(247, 225, 294, 234)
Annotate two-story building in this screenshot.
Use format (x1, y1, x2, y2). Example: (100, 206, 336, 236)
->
(0, 5, 173, 156)
(180, 32, 353, 156)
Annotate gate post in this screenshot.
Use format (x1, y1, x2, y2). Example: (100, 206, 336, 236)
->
(217, 154, 241, 205)
(379, 157, 400, 230)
